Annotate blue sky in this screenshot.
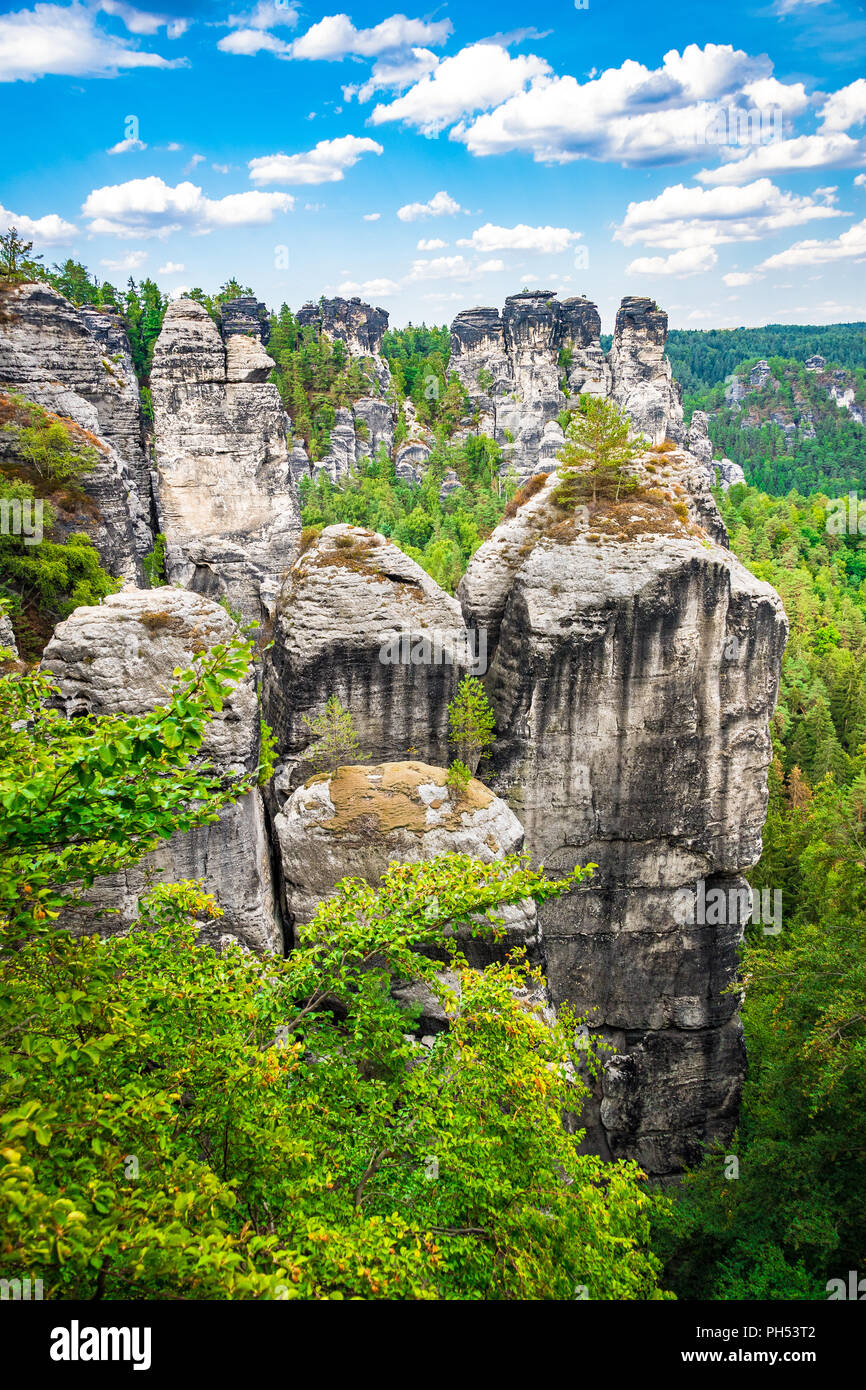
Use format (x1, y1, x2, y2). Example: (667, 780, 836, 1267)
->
(1, 0, 866, 330)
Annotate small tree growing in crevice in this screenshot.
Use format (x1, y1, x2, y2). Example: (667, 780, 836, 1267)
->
(447, 675, 495, 775)
(553, 394, 645, 507)
(302, 695, 366, 776)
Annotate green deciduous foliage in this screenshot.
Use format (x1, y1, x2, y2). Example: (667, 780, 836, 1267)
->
(0, 228, 45, 286)
(0, 849, 671, 1300)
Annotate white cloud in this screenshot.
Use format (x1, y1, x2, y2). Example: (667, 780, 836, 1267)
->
(697, 133, 866, 185)
(856, 173, 866, 187)
(740, 75, 809, 114)
(615, 178, 843, 250)
(98, 2, 189, 39)
(371, 43, 550, 135)
(477, 258, 505, 272)
(100, 249, 147, 271)
(81, 177, 294, 238)
(363, 212, 381, 221)
(723, 270, 763, 286)
(0, 201, 77, 244)
(218, 28, 292, 57)
(106, 136, 146, 154)
(248, 136, 383, 185)
(335, 277, 400, 297)
(212, 163, 232, 175)
(407, 255, 473, 281)
(417, 237, 446, 250)
(457, 222, 581, 254)
(758, 218, 866, 269)
(688, 309, 715, 320)
(625, 245, 718, 276)
(0, 2, 186, 82)
(226, 2, 298, 29)
(157, 260, 184, 274)
(820, 78, 866, 133)
(449, 43, 774, 164)
(291, 13, 452, 61)
(347, 46, 438, 102)
(397, 190, 465, 221)
(184, 154, 205, 173)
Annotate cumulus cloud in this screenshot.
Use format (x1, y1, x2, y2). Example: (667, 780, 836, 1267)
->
(0, 2, 187, 82)
(477, 258, 505, 272)
(697, 133, 866, 185)
(371, 43, 550, 135)
(335, 276, 400, 297)
(363, 212, 381, 221)
(397, 190, 465, 221)
(345, 46, 438, 102)
(218, 28, 292, 56)
(457, 223, 581, 254)
(625, 245, 718, 276)
(100, 249, 147, 271)
(615, 178, 843, 249)
(417, 237, 446, 250)
(440, 42, 778, 163)
(81, 177, 294, 238)
(248, 136, 383, 185)
(0, 201, 77, 243)
(856, 173, 866, 187)
(157, 260, 185, 274)
(99, 2, 189, 38)
(407, 255, 474, 281)
(723, 270, 763, 286)
(820, 77, 866, 133)
(291, 13, 452, 61)
(107, 136, 146, 154)
(758, 218, 866, 268)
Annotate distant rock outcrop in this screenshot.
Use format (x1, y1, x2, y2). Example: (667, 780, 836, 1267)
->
(150, 298, 301, 621)
(40, 588, 282, 953)
(263, 525, 474, 792)
(458, 455, 787, 1172)
(0, 282, 151, 579)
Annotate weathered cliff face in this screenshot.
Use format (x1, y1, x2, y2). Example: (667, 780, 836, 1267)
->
(263, 525, 474, 792)
(458, 460, 787, 1172)
(150, 298, 301, 621)
(40, 588, 282, 953)
(0, 282, 151, 579)
(609, 296, 684, 446)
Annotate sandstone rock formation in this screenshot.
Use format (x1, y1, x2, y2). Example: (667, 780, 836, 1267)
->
(458, 458, 787, 1172)
(0, 282, 151, 578)
(40, 588, 281, 953)
(296, 295, 390, 395)
(263, 525, 474, 791)
(609, 296, 683, 446)
(149, 298, 301, 620)
(274, 760, 537, 961)
(450, 292, 680, 479)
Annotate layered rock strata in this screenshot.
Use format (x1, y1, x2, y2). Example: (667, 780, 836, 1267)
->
(263, 525, 474, 792)
(149, 298, 301, 621)
(40, 588, 281, 953)
(0, 282, 151, 578)
(458, 460, 787, 1171)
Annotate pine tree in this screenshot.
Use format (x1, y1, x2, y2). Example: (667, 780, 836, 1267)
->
(447, 675, 496, 773)
(301, 696, 366, 775)
(553, 394, 644, 506)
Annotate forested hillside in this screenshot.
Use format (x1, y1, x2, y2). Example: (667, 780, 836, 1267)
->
(665, 323, 866, 395)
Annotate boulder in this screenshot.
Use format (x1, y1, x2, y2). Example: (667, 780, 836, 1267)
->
(608, 296, 683, 446)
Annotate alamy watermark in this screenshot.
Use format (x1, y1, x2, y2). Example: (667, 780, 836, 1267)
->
(673, 879, 782, 935)
(826, 493, 866, 535)
(0, 497, 43, 546)
(699, 103, 783, 147)
(379, 626, 488, 676)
